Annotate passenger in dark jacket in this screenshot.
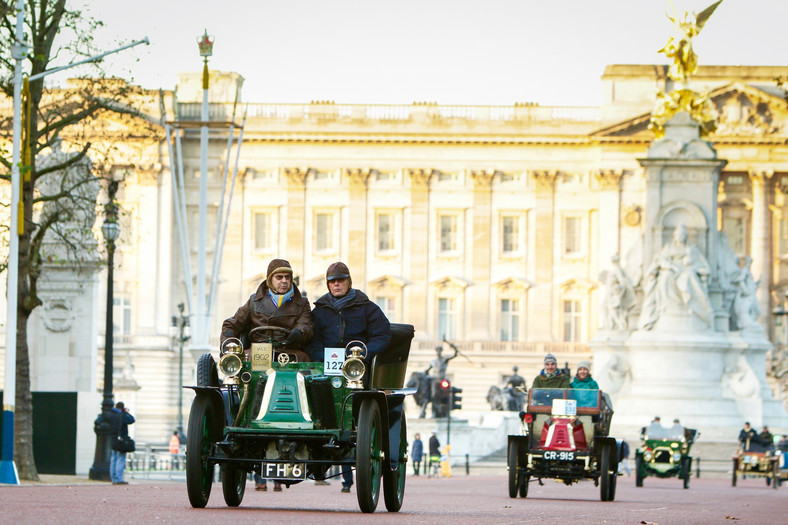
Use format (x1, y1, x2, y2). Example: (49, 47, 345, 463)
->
(306, 262, 391, 363)
(308, 262, 391, 492)
(221, 258, 313, 358)
(532, 353, 571, 389)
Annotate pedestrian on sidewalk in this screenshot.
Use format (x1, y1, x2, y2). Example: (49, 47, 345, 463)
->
(411, 433, 424, 475)
(618, 439, 631, 476)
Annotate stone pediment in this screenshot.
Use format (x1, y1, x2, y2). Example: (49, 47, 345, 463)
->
(591, 83, 788, 140)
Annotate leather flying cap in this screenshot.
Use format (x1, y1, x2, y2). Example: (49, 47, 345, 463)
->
(326, 261, 350, 281)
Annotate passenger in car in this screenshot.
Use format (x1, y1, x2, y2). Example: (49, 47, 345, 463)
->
(570, 361, 599, 389)
(220, 258, 313, 359)
(532, 353, 571, 389)
(308, 261, 392, 493)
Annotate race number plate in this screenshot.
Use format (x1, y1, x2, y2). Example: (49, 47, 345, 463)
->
(543, 450, 575, 461)
(251, 343, 273, 371)
(323, 347, 346, 376)
(260, 462, 306, 480)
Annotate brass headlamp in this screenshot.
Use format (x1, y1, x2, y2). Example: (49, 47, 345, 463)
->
(342, 341, 368, 389)
(220, 339, 244, 384)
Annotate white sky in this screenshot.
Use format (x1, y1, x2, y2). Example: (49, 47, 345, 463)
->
(74, 0, 788, 107)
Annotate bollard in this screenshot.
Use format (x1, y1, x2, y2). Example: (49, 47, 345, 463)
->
(696, 457, 701, 478)
(465, 454, 469, 475)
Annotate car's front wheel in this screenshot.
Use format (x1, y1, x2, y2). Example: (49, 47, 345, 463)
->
(731, 458, 738, 487)
(186, 395, 218, 508)
(600, 444, 613, 502)
(382, 409, 407, 512)
(681, 457, 691, 489)
(635, 454, 644, 487)
(508, 440, 519, 498)
(356, 398, 382, 513)
(222, 465, 246, 507)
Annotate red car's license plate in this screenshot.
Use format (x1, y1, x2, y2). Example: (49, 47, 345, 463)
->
(543, 451, 575, 461)
(260, 462, 306, 480)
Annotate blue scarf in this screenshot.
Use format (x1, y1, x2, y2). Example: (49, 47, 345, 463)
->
(268, 286, 294, 308)
(328, 288, 357, 311)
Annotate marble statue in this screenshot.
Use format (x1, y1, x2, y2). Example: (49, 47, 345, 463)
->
(731, 255, 761, 330)
(600, 254, 635, 331)
(637, 224, 713, 330)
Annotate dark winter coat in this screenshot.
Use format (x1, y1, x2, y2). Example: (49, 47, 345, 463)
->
(306, 289, 391, 362)
(106, 407, 135, 439)
(221, 281, 313, 348)
(429, 434, 441, 457)
(532, 370, 571, 389)
(411, 438, 424, 461)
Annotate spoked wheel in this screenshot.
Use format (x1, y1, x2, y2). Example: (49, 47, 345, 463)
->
(635, 454, 644, 487)
(382, 410, 407, 512)
(222, 465, 247, 507)
(197, 353, 220, 387)
(600, 444, 613, 502)
(186, 396, 218, 508)
(508, 440, 520, 498)
(682, 457, 691, 489)
(356, 398, 383, 513)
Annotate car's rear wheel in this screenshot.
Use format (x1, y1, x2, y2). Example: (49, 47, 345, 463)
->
(607, 457, 618, 501)
(221, 466, 246, 507)
(635, 454, 644, 487)
(383, 410, 407, 512)
(508, 440, 519, 498)
(197, 353, 220, 387)
(731, 458, 738, 487)
(682, 457, 691, 489)
(356, 398, 382, 513)
(600, 444, 613, 502)
(186, 396, 217, 508)
(519, 473, 529, 498)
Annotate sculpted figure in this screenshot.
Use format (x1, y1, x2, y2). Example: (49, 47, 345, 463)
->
(599, 254, 635, 331)
(731, 255, 761, 330)
(638, 224, 713, 330)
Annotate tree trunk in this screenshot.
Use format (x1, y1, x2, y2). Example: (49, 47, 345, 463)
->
(14, 304, 38, 481)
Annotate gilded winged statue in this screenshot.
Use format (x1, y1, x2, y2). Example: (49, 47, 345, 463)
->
(659, 0, 723, 82)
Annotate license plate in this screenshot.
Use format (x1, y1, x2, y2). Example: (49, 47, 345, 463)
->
(260, 462, 306, 480)
(543, 450, 575, 461)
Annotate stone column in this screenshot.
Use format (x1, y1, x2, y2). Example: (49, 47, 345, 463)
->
(469, 170, 495, 339)
(346, 168, 372, 286)
(748, 169, 773, 329)
(408, 169, 432, 336)
(594, 169, 623, 263)
(531, 170, 557, 340)
(284, 168, 308, 274)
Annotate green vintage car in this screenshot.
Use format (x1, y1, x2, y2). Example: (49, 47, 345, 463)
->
(185, 323, 414, 513)
(635, 423, 698, 489)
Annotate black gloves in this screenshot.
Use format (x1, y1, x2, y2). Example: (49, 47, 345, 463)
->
(285, 328, 303, 347)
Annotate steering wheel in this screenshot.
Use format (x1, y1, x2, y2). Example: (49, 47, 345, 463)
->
(249, 325, 290, 343)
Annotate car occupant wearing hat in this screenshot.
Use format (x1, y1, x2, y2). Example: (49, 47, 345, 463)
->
(307, 261, 391, 493)
(532, 353, 571, 389)
(570, 360, 599, 389)
(220, 258, 313, 359)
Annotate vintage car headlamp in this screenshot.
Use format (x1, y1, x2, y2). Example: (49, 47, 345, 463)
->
(219, 353, 243, 379)
(342, 341, 368, 389)
(643, 450, 653, 461)
(673, 452, 681, 462)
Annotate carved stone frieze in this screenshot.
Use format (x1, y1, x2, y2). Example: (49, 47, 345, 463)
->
(470, 170, 496, 189)
(345, 168, 373, 187)
(283, 167, 310, 187)
(531, 170, 558, 190)
(408, 168, 435, 188)
(715, 92, 785, 136)
(594, 169, 623, 191)
(42, 298, 76, 333)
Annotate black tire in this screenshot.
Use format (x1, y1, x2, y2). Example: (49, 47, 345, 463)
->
(508, 440, 519, 498)
(600, 444, 612, 502)
(186, 396, 217, 508)
(222, 466, 246, 507)
(197, 353, 220, 387)
(356, 398, 382, 513)
(732, 459, 738, 487)
(608, 461, 618, 501)
(682, 457, 691, 489)
(635, 454, 644, 487)
(383, 411, 407, 512)
(519, 473, 529, 498)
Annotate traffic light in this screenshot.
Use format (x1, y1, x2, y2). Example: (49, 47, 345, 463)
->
(451, 386, 462, 411)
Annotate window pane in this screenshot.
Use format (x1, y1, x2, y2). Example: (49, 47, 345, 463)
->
(316, 213, 332, 251)
(564, 217, 581, 255)
(500, 299, 519, 341)
(375, 297, 396, 321)
(562, 300, 581, 342)
(723, 217, 745, 255)
(440, 215, 457, 252)
(502, 216, 518, 253)
(378, 214, 393, 251)
(438, 298, 456, 339)
(254, 212, 271, 250)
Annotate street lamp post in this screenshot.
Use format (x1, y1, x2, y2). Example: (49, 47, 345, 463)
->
(171, 302, 190, 439)
(89, 180, 121, 481)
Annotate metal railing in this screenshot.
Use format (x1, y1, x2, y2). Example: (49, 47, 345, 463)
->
(126, 443, 186, 480)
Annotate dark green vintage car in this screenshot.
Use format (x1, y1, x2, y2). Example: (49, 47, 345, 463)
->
(635, 423, 698, 489)
(185, 323, 415, 513)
